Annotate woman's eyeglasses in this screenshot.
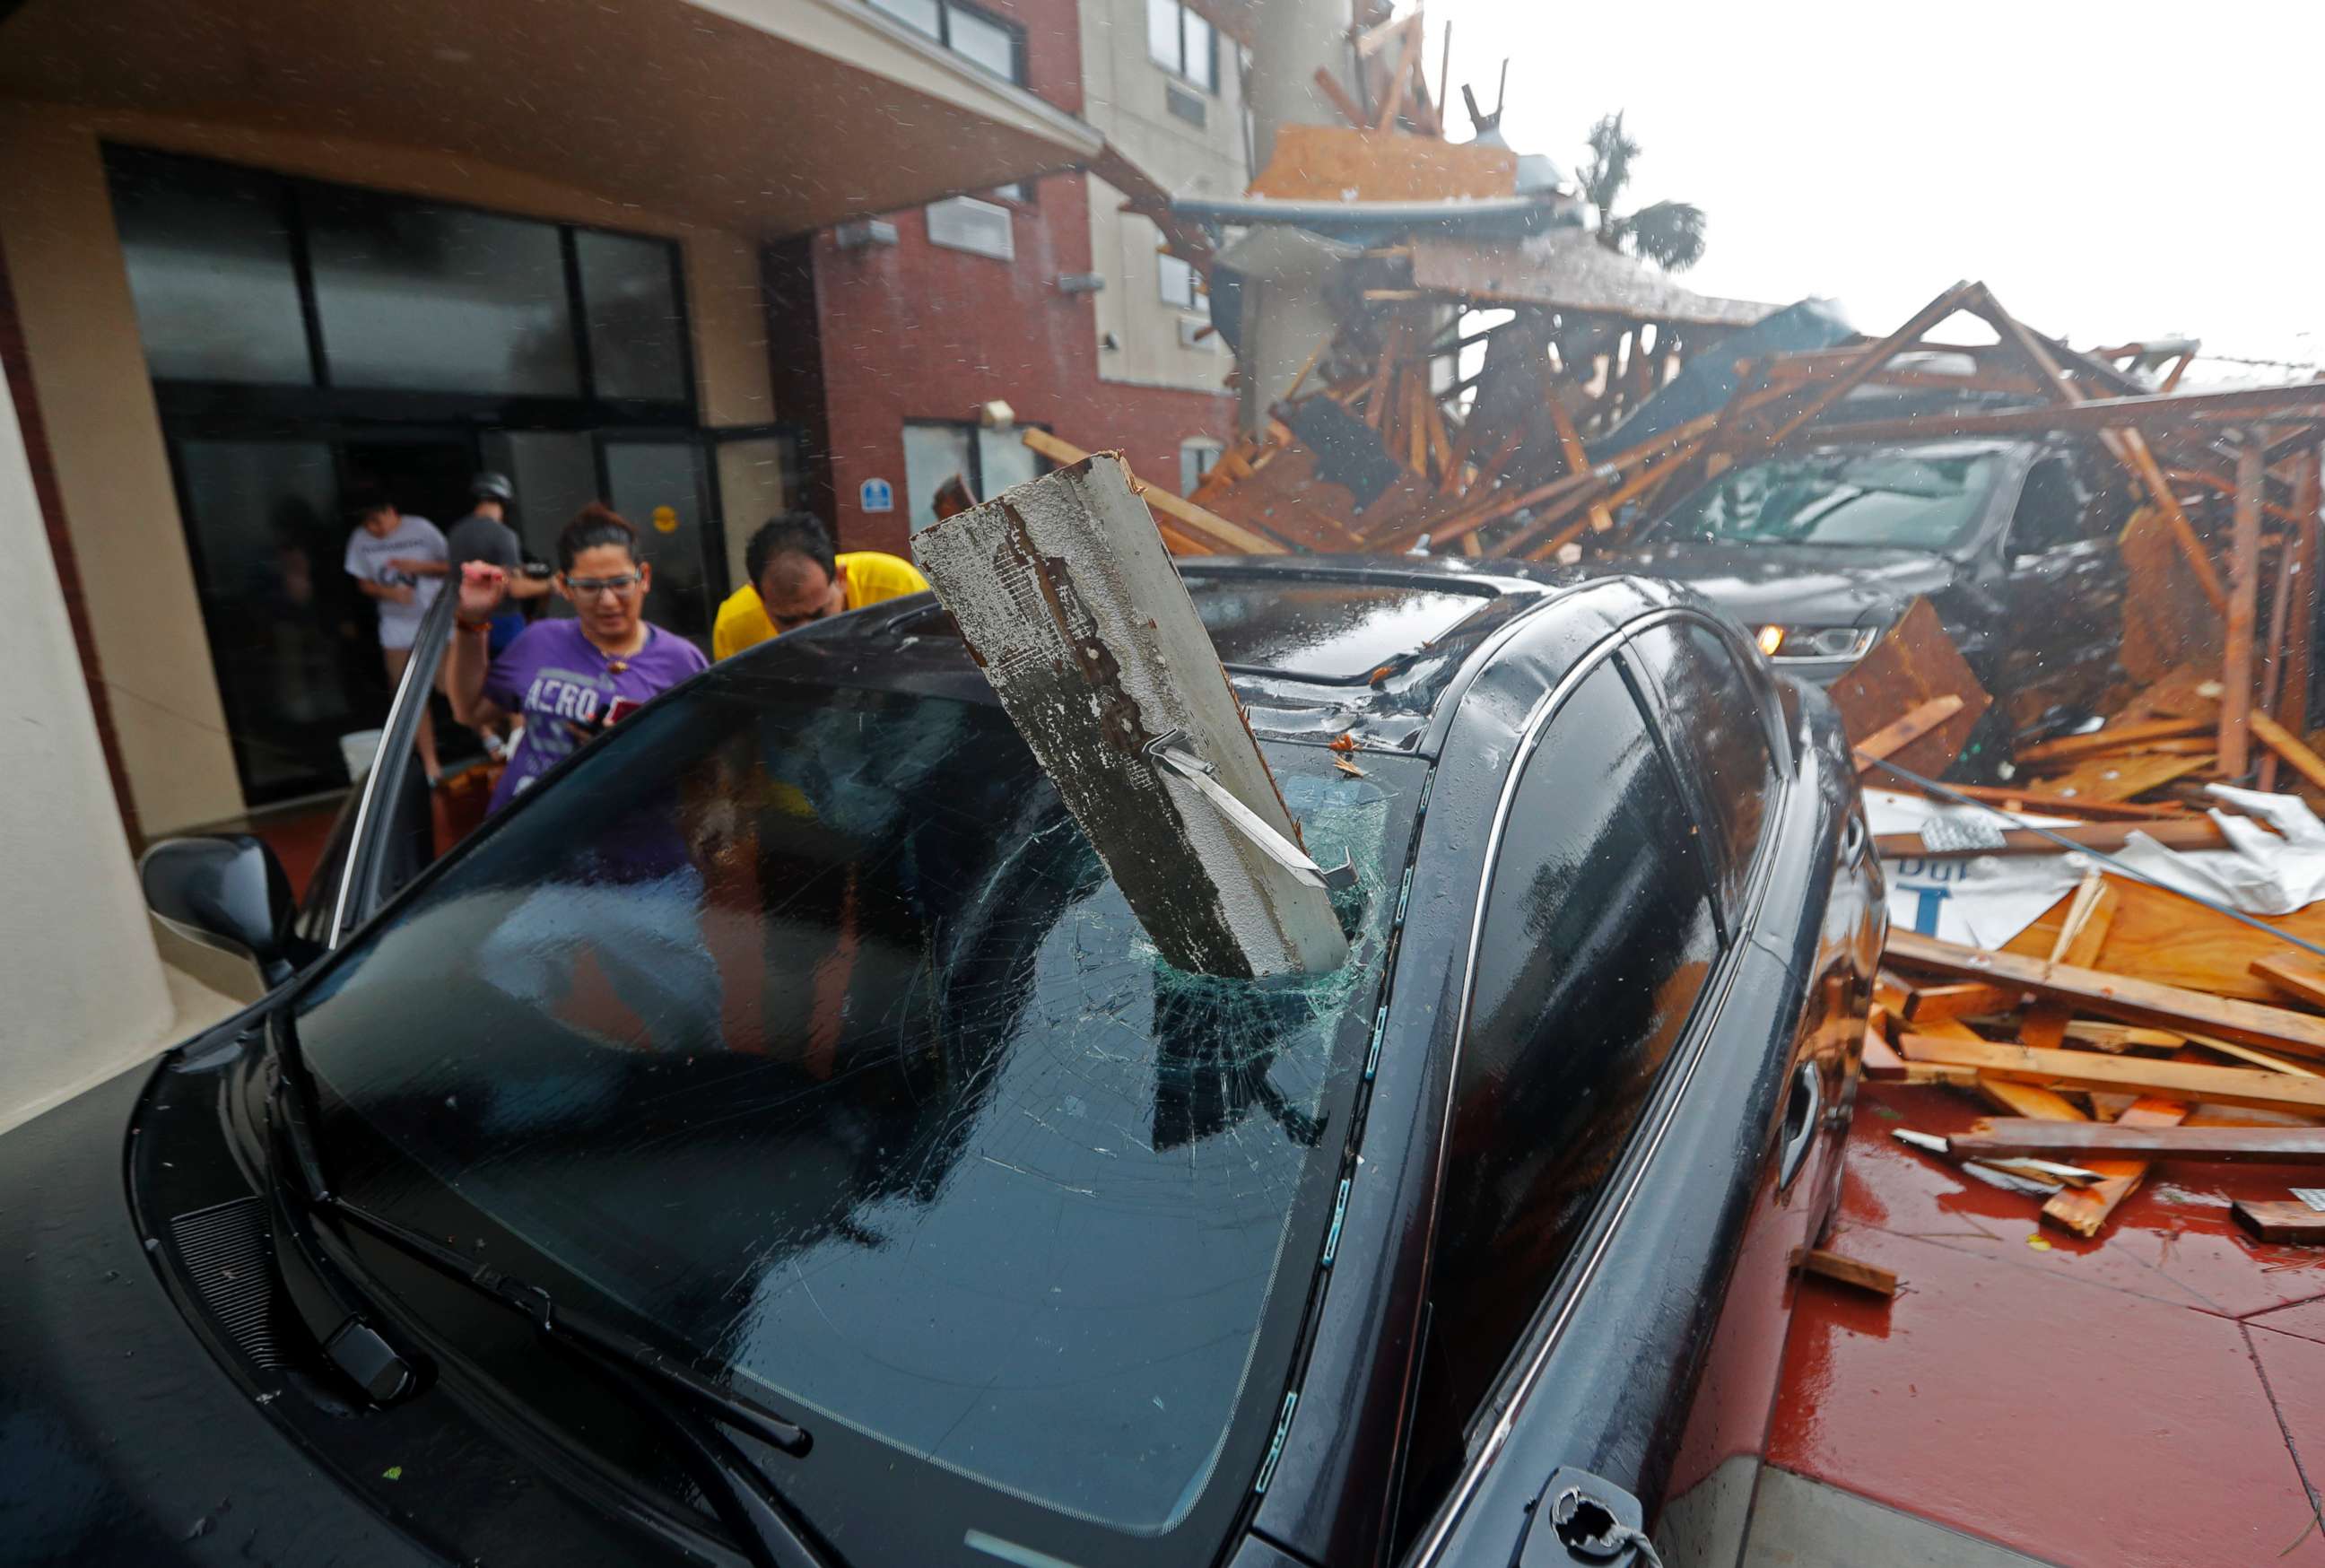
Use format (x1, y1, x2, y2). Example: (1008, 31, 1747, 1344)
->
(566, 572, 643, 597)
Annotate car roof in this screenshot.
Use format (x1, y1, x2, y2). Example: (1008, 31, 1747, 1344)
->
(702, 554, 1687, 755)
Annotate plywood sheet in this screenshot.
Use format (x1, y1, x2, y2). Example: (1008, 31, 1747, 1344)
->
(2005, 875, 2325, 1003)
(1246, 125, 1515, 203)
(1825, 597, 1993, 778)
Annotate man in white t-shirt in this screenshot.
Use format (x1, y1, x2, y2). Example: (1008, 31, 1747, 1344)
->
(343, 483, 448, 784)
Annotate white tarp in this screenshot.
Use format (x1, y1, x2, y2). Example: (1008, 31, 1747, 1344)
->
(1871, 784, 2325, 951)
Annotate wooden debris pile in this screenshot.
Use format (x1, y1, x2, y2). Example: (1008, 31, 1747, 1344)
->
(1872, 884, 2325, 1241)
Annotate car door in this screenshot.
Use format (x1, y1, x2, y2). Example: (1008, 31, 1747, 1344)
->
(292, 584, 458, 950)
(1620, 614, 1868, 1568)
(1992, 452, 2129, 736)
(1390, 653, 1726, 1559)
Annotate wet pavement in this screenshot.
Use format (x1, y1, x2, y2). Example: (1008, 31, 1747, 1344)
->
(1767, 1076, 2325, 1567)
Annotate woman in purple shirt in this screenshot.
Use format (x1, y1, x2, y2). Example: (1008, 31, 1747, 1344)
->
(446, 502, 710, 814)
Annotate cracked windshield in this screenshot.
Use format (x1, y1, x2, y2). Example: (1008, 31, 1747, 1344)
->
(2, 2, 2321, 1567)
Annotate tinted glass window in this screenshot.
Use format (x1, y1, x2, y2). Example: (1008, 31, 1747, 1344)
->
(108, 151, 313, 385)
(1651, 447, 2004, 550)
(1398, 661, 1720, 1541)
(574, 228, 687, 401)
(1626, 622, 1778, 914)
(307, 190, 580, 395)
(295, 684, 1414, 1554)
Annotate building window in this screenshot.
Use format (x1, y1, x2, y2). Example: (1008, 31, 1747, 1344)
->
(903, 421, 1050, 530)
(870, 0, 1026, 83)
(1146, 0, 1215, 91)
(1157, 252, 1204, 309)
(925, 196, 1015, 261)
(1180, 438, 1223, 494)
(105, 145, 690, 407)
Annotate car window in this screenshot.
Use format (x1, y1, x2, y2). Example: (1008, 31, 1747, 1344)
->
(1394, 660, 1720, 1547)
(1624, 620, 1780, 918)
(1650, 448, 2006, 550)
(2006, 456, 2092, 553)
(291, 678, 1419, 1565)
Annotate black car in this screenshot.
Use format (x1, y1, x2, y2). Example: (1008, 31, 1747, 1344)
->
(1615, 437, 2129, 744)
(3, 560, 1879, 1568)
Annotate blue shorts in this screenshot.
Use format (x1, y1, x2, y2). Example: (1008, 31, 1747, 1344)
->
(487, 611, 527, 658)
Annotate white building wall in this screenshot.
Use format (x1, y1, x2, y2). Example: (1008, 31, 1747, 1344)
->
(1079, 0, 1250, 394)
(0, 353, 177, 1127)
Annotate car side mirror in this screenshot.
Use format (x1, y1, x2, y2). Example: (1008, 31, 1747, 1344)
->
(141, 834, 298, 984)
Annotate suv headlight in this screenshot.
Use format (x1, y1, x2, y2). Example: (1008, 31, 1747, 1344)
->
(1756, 623, 1877, 662)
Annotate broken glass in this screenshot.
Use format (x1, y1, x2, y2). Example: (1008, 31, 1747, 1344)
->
(296, 681, 1417, 1546)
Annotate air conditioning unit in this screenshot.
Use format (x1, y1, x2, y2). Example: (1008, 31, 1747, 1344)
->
(834, 218, 900, 249)
(926, 196, 1015, 261)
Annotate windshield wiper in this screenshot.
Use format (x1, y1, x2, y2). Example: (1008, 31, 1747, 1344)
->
(259, 1017, 828, 1565)
(331, 1201, 830, 1567)
(328, 1198, 832, 1568)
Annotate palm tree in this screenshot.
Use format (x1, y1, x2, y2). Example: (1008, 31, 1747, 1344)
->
(1580, 111, 1707, 272)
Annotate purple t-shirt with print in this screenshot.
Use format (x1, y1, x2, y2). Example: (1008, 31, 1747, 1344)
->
(484, 620, 709, 813)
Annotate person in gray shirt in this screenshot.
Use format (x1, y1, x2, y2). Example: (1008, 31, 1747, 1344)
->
(422, 473, 550, 657)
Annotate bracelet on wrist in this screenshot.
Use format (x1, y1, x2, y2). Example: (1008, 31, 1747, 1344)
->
(457, 617, 493, 634)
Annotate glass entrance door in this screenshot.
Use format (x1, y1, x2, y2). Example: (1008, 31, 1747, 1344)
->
(601, 437, 719, 643)
(173, 439, 363, 801)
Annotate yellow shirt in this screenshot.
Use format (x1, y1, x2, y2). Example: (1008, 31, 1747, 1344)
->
(712, 551, 930, 660)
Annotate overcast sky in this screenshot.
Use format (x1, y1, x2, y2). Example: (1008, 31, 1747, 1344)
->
(1425, 0, 2321, 376)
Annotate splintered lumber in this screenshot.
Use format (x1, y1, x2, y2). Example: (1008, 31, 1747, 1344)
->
(1972, 283, 2225, 614)
(1749, 281, 1981, 454)
(1886, 930, 2325, 1060)
(1798, 381, 2325, 446)
(2250, 713, 2325, 794)
(2185, 1033, 2321, 1077)
(2014, 719, 2212, 766)
(2005, 876, 2325, 1004)
(1019, 429, 1279, 555)
(1853, 695, 1964, 772)
(2026, 750, 2215, 803)
(2043, 1094, 2189, 1237)
(2220, 440, 2266, 775)
(1904, 782, 2186, 822)
(912, 453, 1345, 978)
(1954, 1121, 2325, 1163)
(1861, 1006, 1905, 1077)
(2252, 955, 2325, 1010)
(2023, 875, 2116, 1052)
(1893, 1033, 2325, 1116)
(1793, 1248, 1899, 1298)
(1825, 599, 1992, 778)
(1902, 980, 2022, 1023)
(2234, 1200, 2325, 1242)
(1871, 818, 2232, 859)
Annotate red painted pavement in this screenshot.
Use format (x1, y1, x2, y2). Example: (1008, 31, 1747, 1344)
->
(1769, 1077, 2325, 1566)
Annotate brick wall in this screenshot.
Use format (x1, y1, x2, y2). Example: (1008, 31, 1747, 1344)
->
(765, 0, 1235, 560)
(0, 239, 140, 844)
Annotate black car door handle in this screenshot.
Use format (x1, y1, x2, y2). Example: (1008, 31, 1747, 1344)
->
(1778, 1060, 1821, 1191)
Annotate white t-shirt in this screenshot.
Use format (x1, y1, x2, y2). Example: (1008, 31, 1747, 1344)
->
(344, 515, 447, 650)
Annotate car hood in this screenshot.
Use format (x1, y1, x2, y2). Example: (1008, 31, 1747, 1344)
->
(1607, 541, 1958, 625)
(0, 1058, 435, 1566)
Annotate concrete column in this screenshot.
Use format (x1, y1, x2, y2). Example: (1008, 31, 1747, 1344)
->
(0, 344, 175, 1127)
(1243, 0, 1354, 169)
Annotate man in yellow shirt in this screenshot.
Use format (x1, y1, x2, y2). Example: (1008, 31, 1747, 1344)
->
(712, 512, 930, 660)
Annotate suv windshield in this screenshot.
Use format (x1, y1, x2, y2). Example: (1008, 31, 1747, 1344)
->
(1648, 447, 2007, 551)
(292, 674, 1413, 1562)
